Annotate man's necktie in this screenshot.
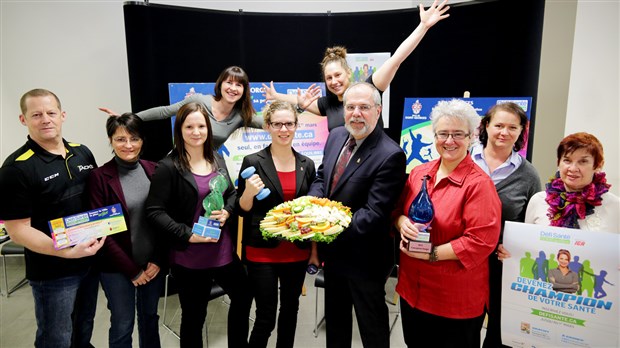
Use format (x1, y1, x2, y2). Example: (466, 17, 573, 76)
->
(330, 137, 357, 193)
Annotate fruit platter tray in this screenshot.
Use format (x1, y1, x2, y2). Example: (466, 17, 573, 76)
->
(259, 196, 352, 243)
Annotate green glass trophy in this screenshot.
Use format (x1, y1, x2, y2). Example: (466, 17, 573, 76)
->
(192, 169, 229, 238)
(202, 168, 229, 218)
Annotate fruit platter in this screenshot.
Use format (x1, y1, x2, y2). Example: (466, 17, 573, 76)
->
(259, 196, 352, 243)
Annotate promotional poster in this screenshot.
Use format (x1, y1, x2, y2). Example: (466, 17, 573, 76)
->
(400, 97, 532, 173)
(169, 82, 327, 184)
(346, 52, 391, 127)
(502, 221, 619, 347)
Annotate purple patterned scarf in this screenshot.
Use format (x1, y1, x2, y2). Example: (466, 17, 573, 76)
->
(545, 172, 610, 228)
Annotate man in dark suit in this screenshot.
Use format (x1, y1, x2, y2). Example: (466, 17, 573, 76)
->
(308, 82, 406, 347)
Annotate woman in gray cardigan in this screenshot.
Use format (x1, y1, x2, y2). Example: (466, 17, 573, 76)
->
(99, 66, 263, 149)
(470, 102, 541, 348)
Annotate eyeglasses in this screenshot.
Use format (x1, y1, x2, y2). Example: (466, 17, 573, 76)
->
(269, 122, 297, 130)
(112, 137, 142, 144)
(434, 132, 470, 140)
(344, 104, 375, 112)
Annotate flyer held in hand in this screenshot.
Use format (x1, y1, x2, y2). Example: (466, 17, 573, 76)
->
(49, 203, 127, 249)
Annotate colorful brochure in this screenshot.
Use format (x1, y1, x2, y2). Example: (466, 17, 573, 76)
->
(49, 203, 127, 249)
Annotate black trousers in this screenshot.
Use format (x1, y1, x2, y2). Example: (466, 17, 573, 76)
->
(324, 270, 390, 348)
(246, 260, 307, 348)
(401, 300, 485, 348)
(172, 257, 252, 348)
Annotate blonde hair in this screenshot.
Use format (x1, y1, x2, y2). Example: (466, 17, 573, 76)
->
(262, 100, 298, 125)
(320, 46, 351, 75)
(20, 88, 61, 114)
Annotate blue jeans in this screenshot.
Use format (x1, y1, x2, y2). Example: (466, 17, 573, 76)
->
(73, 269, 99, 348)
(30, 269, 97, 348)
(100, 271, 164, 348)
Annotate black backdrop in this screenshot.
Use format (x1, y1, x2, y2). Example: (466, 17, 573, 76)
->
(123, 0, 545, 162)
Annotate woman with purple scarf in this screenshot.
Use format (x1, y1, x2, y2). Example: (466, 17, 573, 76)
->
(524, 132, 618, 231)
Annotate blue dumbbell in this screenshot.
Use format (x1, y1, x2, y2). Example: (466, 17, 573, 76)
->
(240, 166, 271, 200)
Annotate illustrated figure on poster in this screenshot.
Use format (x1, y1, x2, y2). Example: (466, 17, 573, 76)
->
(548, 252, 558, 270)
(519, 251, 535, 278)
(548, 249, 579, 294)
(581, 268, 615, 299)
(360, 64, 370, 81)
(404, 129, 433, 165)
(353, 66, 361, 82)
(580, 259, 596, 297)
(532, 250, 548, 281)
(569, 255, 584, 294)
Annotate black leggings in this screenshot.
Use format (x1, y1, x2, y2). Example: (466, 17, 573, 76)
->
(246, 260, 307, 348)
(172, 257, 252, 348)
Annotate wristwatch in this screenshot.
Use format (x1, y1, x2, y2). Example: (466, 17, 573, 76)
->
(295, 104, 305, 114)
(429, 246, 439, 263)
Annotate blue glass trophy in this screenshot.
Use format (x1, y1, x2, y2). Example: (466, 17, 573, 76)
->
(406, 175, 434, 253)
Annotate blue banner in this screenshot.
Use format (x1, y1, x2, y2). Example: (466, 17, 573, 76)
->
(400, 97, 532, 173)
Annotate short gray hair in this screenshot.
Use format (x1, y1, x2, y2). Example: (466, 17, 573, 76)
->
(430, 99, 480, 135)
(342, 82, 382, 107)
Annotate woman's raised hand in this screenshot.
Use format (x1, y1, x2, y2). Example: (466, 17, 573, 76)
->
(419, 0, 450, 29)
(297, 84, 321, 110)
(262, 81, 278, 101)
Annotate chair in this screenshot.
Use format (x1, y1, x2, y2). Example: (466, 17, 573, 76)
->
(161, 271, 227, 341)
(385, 263, 400, 333)
(313, 268, 326, 337)
(1, 240, 29, 297)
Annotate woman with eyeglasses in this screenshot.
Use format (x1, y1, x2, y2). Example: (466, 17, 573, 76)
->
(524, 132, 619, 231)
(393, 99, 501, 347)
(470, 102, 541, 348)
(548, 249, 579, 294)
(145, 102, 252, 347)
(99, 66, 263, 149)
(87, 113, 164, 347)
(236, 101, 317, 348)
(262, 0, 450, 131)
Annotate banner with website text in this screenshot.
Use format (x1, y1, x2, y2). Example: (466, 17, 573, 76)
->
(169, 82, 327, 184)
(400, 97, 532, 173)
(502, 221, 619, 347)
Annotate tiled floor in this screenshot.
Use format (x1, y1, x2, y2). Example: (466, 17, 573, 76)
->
(0, 255, 484, 347)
